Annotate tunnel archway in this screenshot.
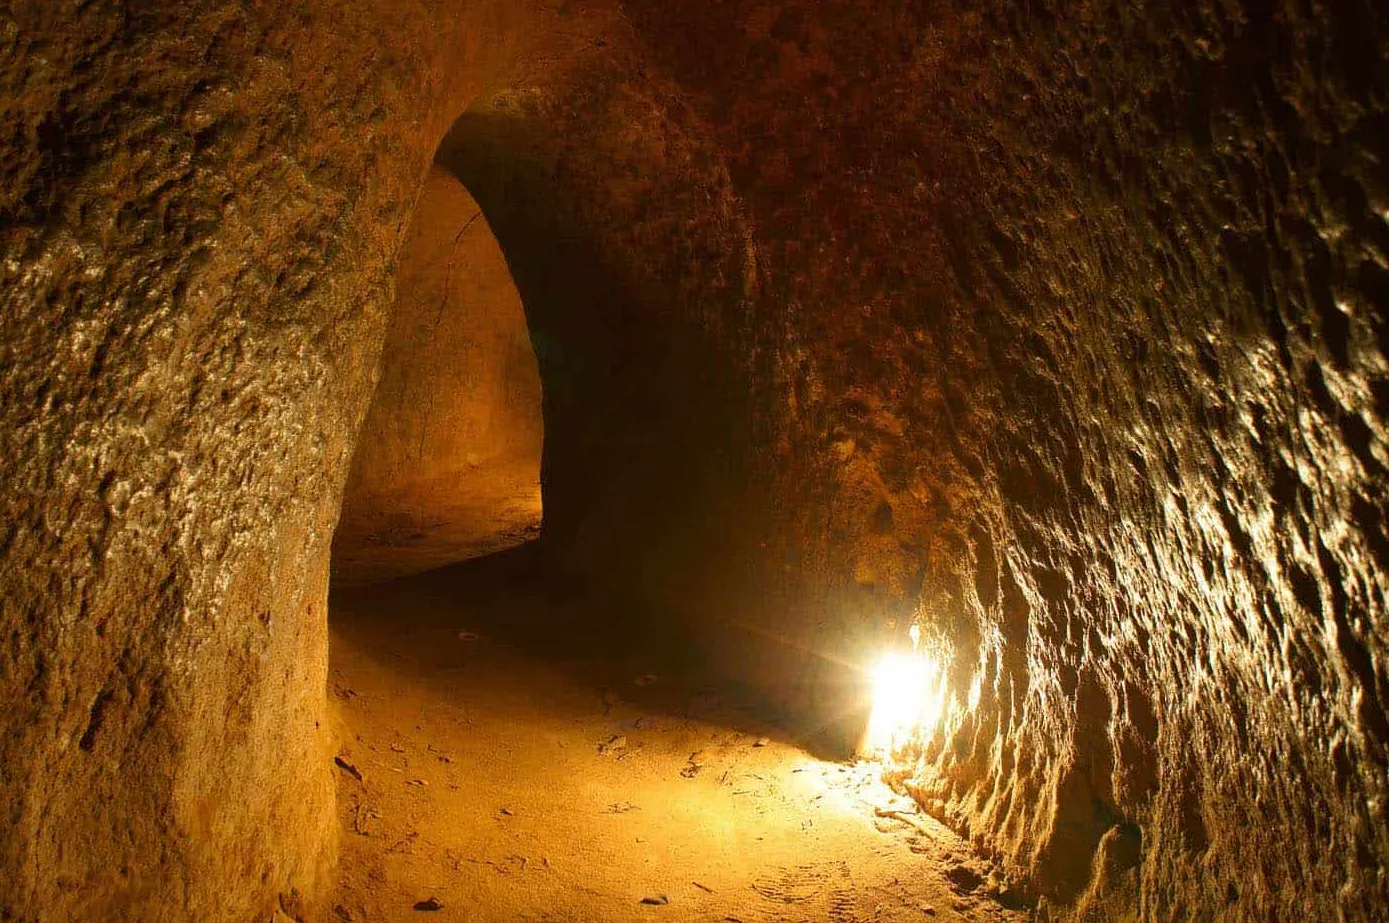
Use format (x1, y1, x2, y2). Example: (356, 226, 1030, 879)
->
(331, 163, 544, 588)
(329, 84, 825, 683)
(320, 93, 922, 921)
(332, 83, 775, 609)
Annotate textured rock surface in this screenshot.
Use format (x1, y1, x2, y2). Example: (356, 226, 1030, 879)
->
(332, 165, 542, 587)
(0, 1, 588, 919)
(606, 2, 1389, 919)
(446, 1, 1389, 917)
(2, 0, 1386, 920)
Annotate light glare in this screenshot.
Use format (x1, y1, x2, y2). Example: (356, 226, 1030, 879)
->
(861, 651, 945, 755)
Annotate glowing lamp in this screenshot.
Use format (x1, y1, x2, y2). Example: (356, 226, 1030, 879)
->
(861, 650, 945, 756)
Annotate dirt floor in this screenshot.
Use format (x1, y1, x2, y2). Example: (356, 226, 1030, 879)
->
(327, 548, 1027, 923)
(331, 479, 542, 589)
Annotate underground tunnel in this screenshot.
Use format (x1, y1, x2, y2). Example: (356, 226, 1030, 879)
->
(2, 2, 1387, 922)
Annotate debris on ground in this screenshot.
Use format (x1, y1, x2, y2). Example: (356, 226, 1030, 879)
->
(412, 896, 444, 912)
(334, 755, 364, 782)
(874, 807, 933, 836)
(945, 866, 983, 893)
(681, 750, 707, 778)
(352, 802, 377, 836)
(639, 894, 670, 905)
(598, 734, 628, 755)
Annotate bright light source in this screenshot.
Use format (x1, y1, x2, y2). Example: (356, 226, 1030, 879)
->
(861, 650, 946, 756)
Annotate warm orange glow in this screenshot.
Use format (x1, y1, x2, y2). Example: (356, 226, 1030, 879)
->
(861, 650, 947, 756)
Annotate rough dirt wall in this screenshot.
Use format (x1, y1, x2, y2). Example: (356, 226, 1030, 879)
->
(606, 0, 1389, 919)
(332, 165, 543, 587)
(0, 1, 601, 919)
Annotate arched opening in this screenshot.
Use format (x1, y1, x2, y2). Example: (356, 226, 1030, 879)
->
(320, 106, 967, 922)
(330, 164, 543, 587)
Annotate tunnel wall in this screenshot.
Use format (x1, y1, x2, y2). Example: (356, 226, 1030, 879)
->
(475, 1, 1387, 917)
(332, 165, 543, 587)
(0, 1, 588, 919)
(606, 0, 1389, 918)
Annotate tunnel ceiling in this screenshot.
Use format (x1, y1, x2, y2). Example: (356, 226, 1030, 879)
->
(1, 1, 1386, 921)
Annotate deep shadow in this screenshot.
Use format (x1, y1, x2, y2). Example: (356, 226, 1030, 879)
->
(330, 543, 865, 758)
(434, 109, 767, 629)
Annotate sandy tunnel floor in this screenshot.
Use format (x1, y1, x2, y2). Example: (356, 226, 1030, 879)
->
(327, 553, 1026, 923)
